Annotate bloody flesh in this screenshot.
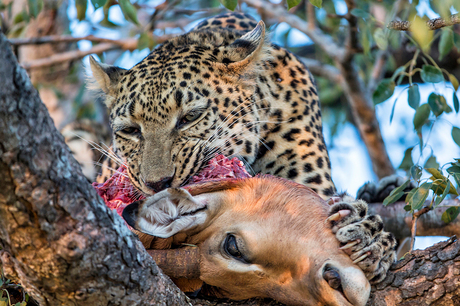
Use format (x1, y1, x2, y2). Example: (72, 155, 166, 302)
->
(93, 154, 251, 217)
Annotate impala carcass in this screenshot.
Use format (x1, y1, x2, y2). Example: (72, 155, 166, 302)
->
(122, 175, 394, 306)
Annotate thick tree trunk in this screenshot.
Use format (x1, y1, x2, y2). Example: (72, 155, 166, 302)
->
(0, 31, 189, 306)
(369, 236, 460, 305)
(1, 30, 459, 306)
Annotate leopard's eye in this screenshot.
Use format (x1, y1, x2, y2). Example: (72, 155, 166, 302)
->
(178, 111, 203, 127)
(184, 112, 201, 123)
(120, 127, 140, 135)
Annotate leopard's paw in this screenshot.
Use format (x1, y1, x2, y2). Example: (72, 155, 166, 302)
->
(357, 174, 414, 203)
(326, 195, 397, 284)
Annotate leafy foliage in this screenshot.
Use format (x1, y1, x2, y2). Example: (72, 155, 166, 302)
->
(385, 159, 460, 223)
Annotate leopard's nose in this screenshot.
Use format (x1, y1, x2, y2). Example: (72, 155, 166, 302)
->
(145, 176, 173, 192)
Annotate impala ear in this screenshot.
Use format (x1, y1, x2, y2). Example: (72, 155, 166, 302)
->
(122, 188, 216, 238)
(88, 56, 126, 107)
(215, 21, 268, 76)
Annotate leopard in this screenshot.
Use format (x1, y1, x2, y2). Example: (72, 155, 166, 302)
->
(89, 12, 335, 199)
(87, 12, 397, 285)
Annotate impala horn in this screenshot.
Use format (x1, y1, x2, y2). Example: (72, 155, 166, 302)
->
(146, 247, 201, 279)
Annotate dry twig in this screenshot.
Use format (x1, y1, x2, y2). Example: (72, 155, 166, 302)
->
(410, 206, 432, 252)
(8, 34, 175, 47)
(11, 34, 177, 70)
(388, 13, 460, 31)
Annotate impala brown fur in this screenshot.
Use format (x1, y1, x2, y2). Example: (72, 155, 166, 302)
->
(123, 176, 380, 306)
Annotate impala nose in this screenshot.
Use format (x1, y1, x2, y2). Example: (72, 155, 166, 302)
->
(145, 176, 173, 192)
(322, 263, 370, 306)
(323, 266, 342, 290)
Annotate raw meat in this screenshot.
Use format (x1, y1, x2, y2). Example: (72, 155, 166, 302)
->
(93, 154, 251, 216)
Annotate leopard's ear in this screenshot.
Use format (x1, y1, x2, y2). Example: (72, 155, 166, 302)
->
(216, 21, 268, 76)
(88, 56, 126, 106)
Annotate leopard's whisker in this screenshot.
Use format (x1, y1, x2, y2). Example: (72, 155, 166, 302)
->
(66, 131, 126, 168)
(92, 161, 128, 178)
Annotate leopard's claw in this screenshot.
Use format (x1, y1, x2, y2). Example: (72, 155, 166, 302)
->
(326, 194, 397, 284)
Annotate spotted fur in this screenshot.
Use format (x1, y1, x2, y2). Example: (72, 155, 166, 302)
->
(89, 12, 335, 198)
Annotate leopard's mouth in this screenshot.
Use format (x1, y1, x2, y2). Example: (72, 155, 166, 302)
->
(93, 154, 252, 217)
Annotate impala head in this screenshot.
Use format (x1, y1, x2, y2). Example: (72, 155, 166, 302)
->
(123, 176, 370, 306)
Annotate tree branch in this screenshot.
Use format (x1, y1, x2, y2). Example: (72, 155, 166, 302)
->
(388, 13, 460, 31)
(242, 0, 346, 61)
(368, 50, 388, 94)
(369, 236, 460, 305)
(368, 199, 460, 241)
(299, 57, 342, 83)
(343, 0, 360, 61)
(0, 31, 189, 306)
(336, 60, 395, 178)
(9, 34, 177, 70)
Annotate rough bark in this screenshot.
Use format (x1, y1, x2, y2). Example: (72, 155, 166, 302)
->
(1, 28, 460, 305)
(0, 31, 190, 306)
(369, 236, 460, 305)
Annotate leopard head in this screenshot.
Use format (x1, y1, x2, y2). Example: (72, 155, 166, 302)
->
(89, 22, 268, 195)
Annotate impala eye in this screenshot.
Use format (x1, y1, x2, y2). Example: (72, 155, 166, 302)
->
(224, 234, 249, 263)
(121, 127, 140, 135)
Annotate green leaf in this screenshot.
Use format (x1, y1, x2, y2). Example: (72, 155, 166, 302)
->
(373, 28, 388, 50)
(449, 73, 459, 92)
(427, 93, 443, 117)
(119, 0, 139, 25)
(426, 167, 458, 196)
(427, 93, 451, 117)
(373, 79, 395, 105)
(350, 8, 369, 19)
(28, 0, 43, 18)
(452, 127, 460, 147)
(408, 84, 420, 110)
(439, 28, 454, 61)
(221, 0, 238, 10)
(383, 179, 410, 206)
(454, 93, 459, 113)
(75, 0, 87, 21)
(424, 155, 440, 169)
(413, 104, 430, 130)
(411, 165, 422, 181)
(91, 0, 107, 9)
(442, 207, 460, 223)
(420, 65, 444, 83)
(411, 15, 433, 52)
(398, 147, 413, 171)
(434, 180, 450, 207)
(309, 0, 322, 9)
(404, 204, 412, 211)
(389, 99, 398, 124)
(137, 33, 154, 50)
(447, 165, 460, 188)
(453, 32, 460, 52)
(0, 301, 7, 306)
(426, 168, 445, 180)
(408, 182, 431, 211)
